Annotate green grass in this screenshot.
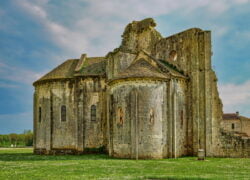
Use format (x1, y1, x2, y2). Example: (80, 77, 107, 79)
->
(0, 148, 249, 180)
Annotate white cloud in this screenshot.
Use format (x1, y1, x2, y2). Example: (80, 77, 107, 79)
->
(0, 62, 45, 84)
(234, 0, 250, 4)
(218, 81, 250, 116)
(19, 0, 47, 18)
(13, 0, 249, 57)
(82, 0, 247, 18)
(15, 0, 89, 56)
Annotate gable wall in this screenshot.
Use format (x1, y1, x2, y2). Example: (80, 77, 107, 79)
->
(106, 51, 136, 80)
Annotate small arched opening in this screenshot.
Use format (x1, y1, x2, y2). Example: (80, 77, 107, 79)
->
(91, 105, 97, 121)
(61, 105, 67, 122)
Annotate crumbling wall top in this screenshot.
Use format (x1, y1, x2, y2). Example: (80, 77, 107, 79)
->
(119, 18, 162, 54)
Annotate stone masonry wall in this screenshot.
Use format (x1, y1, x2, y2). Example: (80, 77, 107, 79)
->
(108, 80, 167, 159)
(153, 29, 223, 156)
(218, 131, 250, 157)
(106, 18, 162, 80)
(34, 80, 78, 153)
(75, 77, 106, 151)
(34, 77, 106, 154)
(220, 119, 242, 133)
(173, 79, 188, 158)
(242, 119, 250, 136)
(107, 78, 187, 159)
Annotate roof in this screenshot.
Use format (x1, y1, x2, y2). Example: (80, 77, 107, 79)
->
(136, 51, 186, 78)
(222, 113, 250, 121)
(82, 57, 105, 67)
(108, 50, 187, 83)
(156, 59, 186, 78)
(239, 116, 250, 121)
(34, 57, 106, 85)
(34, 59, 79, 85)
(114, 58, 170, 80)
(75, 58, 106, 77)
(34, 50, 186, 85)
(223, 113, 240, 120)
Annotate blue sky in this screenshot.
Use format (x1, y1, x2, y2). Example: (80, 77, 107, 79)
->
(0, 0, 249, 134)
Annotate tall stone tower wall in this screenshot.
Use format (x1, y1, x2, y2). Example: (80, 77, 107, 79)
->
(153, 29, 223, 156)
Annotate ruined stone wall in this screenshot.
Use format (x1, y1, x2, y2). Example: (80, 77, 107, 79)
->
(152, 29, 223, 156)
(119, 18, 162, 54)
(106, 18, 162, 80)
(218, 131, 250, 157)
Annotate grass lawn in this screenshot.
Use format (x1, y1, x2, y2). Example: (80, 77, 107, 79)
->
(0, 148, 249, 180)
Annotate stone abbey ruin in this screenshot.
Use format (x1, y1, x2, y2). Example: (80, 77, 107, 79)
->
(33, 18, 250, 159)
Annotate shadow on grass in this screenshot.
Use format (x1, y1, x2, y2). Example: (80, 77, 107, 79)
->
(0, 153, 112, 162)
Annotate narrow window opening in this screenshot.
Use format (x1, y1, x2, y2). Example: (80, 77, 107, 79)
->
(91, 105, 97, 121)
(232, 123, 235, 130)
(149, 108, 154, 124)
(61, 105, 66, 122)
(117, 107, 124, 125)
(39, 107, 42, 123)
(180, 110, 184, 128)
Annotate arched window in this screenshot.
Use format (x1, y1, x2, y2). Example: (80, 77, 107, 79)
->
(232, 123, 235, 130)
(91, 105, 96, 121)
(38, 107, 42, 123)
(117, 107, 124, 125)
(61, 105, 66, 122)
(149, 108, 154, 124)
